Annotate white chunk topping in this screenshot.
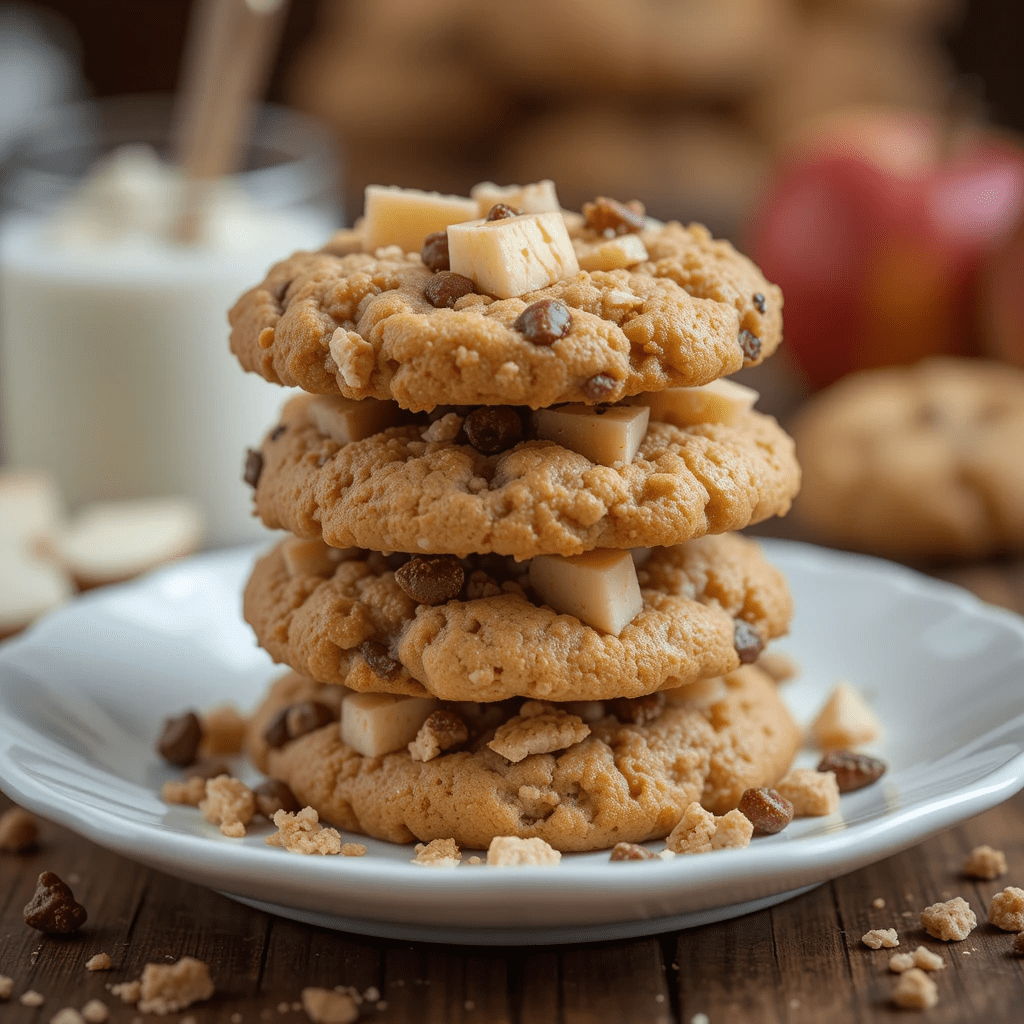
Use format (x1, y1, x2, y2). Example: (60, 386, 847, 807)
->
(306, 395, 400, 445)
(627, 379, 759, 428)
(340, 692, 440, 758)
(470, 180, 562, 217)
(533, 403, 649, 467)
(361, 185, 478, 255)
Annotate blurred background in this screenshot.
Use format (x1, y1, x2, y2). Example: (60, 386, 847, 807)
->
(2, 0, 1024, 633)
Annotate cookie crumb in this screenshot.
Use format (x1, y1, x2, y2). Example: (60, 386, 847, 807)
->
(665, 802, 753, 854)
(160, 777, 206, 805)
(110, 982, 141, 1004)
(200, 704, 248, 755)
(86, 953, 112, 971)
(412, 838, 461, 868)
(889, 952, 915, 973)
(891, 947, 943, 974)
(199, 775, 255, 838)
(962, 844, 1007, 880)
(340, 843, 367, 858)
(892, 967, 938, 1010)
(50, 1009, 84, 1024)
(862, 928, 899, 949)
(138, 957, 214, 1014)
(266, 807, 343, 855)
(300, 987, 357, 1024)
(363, 987, 380, 1003)
(487, 703, 589, 763)
(774, 768, 840, 817)
(486, 836, 561, 867)
(0, 806, 39, 852)
(920, 897, 977, 941)
(872, 897, 886, 909)
(24, 870, 88, 934)
(988, 887, 1024, 931)
(21, 990, 45, 1007)
(81, 1000, 109, 1024)
(810, 681, 881, 750)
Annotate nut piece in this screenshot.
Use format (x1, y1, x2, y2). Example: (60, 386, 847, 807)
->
(447, 211, 579, 299)
(862, 928, 899, 949)
(817, 750, 887, 792)
(265, 807, 342, 855)
(738, 787, 794, 835)
(487, 703, 590, 763)
(408, 709, 469, 762)
(739, 328, 762, 361)
(609, 842, 660, 862)
(920, 897, 977, 941)
(733, 619, 764, 664)
(988, 887, 1024, 931)
(665, 802, 753, 854)
(486, 836, 561, 867)
(138, 957, 214, 1015)
(395, 555, 465, 604)
(810, 681, 882, 750)
(425, 271, 476, 309)
(361, 185, 478, 254)
(412, 838, 461, 868)
(573, 234, 648, 271)
(301, 987, 358, 1024)
(253, 779, 301, 818)
(529, 548, 643, 636)
(157, 711, 203, 767)
(243, 448, 263, 488)
(892, 968, 938, 1010)
(470, 179, 561, 217)
(533, 402, 649, 467)
(263, 701, 337, 750)
(0, 806, 39, 852)
(514, 298, 572, 346)
(608, 692, 665, 725)
(626, 379, 759, 428)
(421, 230, 449, 272)
(199, 776, 255, 838)
(582, 196, 646, 235)
(358, 639, 401, 681)
(306, 395, 400, 444)
(341, 692, 440, 757)
(463, 406, 523, 454)
(775, 768, 841, 817)
(962, 844, 1007, 880)
(23, 871, 87, 934)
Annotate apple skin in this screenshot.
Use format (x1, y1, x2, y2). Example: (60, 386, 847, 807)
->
(747, 108, 1024, 388)
(985, 212, 1024, 366)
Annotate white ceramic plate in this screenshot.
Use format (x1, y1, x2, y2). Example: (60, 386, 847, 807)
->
(1, 540, 1023, 945)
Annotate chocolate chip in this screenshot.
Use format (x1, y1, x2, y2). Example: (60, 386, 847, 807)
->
(583, 374, 617, 402)
(738, 787, 793, 835)
(184, 760, 230, 781)
(24, 871, 87, 935)
(485, 203, 520, 221)
(253, 779, 301, 818)
(734, 619, 764, 664)
(263, 701, 337, 750)
(752, 292, 766, 314)
(609, 842, 660, 861)
(739, 328, 762, 361)
(359, 639, 401, 681)
(425, 271, 475, 309)
(244, 448, 264, 488)
(421, 231, 450, 272)
(463, 406, 523, 454)
(817, 750, 887, 792)
(514, 298, 572, 346)
(395, 555, 465, 604)
(157, 711, 203, 767)
(609, 692, 666, 725)
(582, 196, 646, 235)
(270, 424, 286, 441)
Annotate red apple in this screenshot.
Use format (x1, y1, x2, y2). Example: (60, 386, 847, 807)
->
(747, 106, 1024, 388)
(984, 211, 1024, 365)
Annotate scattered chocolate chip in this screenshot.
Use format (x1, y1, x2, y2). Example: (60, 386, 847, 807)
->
(184, 760, 231, 781)
(421, 231, 450, 272)
(359, 639, 401, 681)
(609, 692, 666, 725)
(738, 787, 794, 835)
(752, 292, 766, 314)
(157, 711, 203, 767)
(817, 750, 887, 792)
(583, 374, 617, 402)
(610, 842, 660, 861)
(425, 271, 475, 309)
(485, 203, 520, 221)
(582, 196, 646, 235)
(253, 779, 301, 818)
(463, 406, 523, 454)
(395, 555, 465, 604)
(243, 448, 264, 488)
(262, 710, 291, 750)
(24, 871, 87, 935)
(514, 298, 572, 346)
(263, 701, 336, 750)
(269, 424, 287, 441)
(733, 619, 764, 664)
(738, 328, 762, 361)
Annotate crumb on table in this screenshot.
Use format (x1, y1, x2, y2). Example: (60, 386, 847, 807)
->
(920, 897, 977, 941)
(665, 802, 752, 854)
(265, 807, 343, 855)
(892, 968, 938, 1010)
(962, 844, 1007, 880)
(862, 928, 899, 949)
(199, 776, 255, 838)
(412, 838, 461, 867)
(988, 887, 1024, 932)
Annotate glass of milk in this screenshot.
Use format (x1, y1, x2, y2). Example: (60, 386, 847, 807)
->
(0, 95, 340, 546)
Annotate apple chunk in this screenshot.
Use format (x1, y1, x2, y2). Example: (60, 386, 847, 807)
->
(307, 395, 400, 444)
(362, 185, 478, 254)
(628, 379, 758, 427)
(533, 403, 649, 466)
(529, 549, 643, 636)
(470, 179, 561, 216)
(341, 692, 440, 758)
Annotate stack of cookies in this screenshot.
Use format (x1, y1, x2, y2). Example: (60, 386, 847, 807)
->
(228, 182, 804, 853)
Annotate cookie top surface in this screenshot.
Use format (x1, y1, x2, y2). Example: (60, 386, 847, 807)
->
(242, 533, 792, 703)
(249, 401, 799, 559)
(791, 358, 1024, 560)
(228, 220, 782, 411)
(248, 664, 800, 851)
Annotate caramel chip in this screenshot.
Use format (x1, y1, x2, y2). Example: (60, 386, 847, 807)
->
(738, 787, 793, 835)
(395, 555, 465, 605)
(359, 639, 401, 681)
(243, 448, 264, 488)
(24, 871, 87, 935)
(463, 407, 523, 454)
(485, 203, 521, 221)
(582, 196, 645, 235)
(514, 298, 571, 346)
(263, 701, 336, 750)
(253, 779, 301, 818)
(425, 271, 475, 309)
(817, 750, 886, 792)
(609, 842, 659, 861)
(733, 619, 764, 664)
(421, 231, 450, 272)
(157, 711, 203, 767)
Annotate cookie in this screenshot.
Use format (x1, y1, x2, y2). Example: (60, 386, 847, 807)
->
(791, 358, 1024, 560)
(247, 663, 800, 850)
(227, 220, 781, 412)
(249, 399, 799, 559)
(242, 533, 792, 703)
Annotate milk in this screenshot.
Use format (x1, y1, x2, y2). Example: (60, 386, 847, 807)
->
(0, 146, 335, 546)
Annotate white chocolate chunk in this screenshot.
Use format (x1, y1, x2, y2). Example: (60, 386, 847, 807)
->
(281, 538, 356, 578)
(810, 681, 882, 750)
(307, 395, 400, 445)
(470, 179, 561, 217)
(447, 211, 579, 299)
(533, 403, 649, 467)
(529, 549, 643, 636)
(340, 692, 440, 757)
(362, 185, 478, 255)
(627, 379, 759, 428)
(572, 234, 648, 271)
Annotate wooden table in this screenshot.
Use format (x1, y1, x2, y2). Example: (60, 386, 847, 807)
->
(2, 558, 1023, 1024)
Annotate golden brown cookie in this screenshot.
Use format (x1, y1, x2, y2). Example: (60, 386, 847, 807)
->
(791, 358, 1024, 560)
(227, 220, 781, 411)
(247, 398, 799, 559)
(242, 534, 792, 703)
(247, 664, 800, 851)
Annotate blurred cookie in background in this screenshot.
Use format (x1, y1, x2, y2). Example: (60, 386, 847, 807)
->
(804, 0, 962, 30)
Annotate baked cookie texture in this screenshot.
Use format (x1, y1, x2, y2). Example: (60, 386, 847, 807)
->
(791, 358, 1024, 560)
(249, 402, 800, 559)
(227, 221, 782, 411)
(247, 664, 800, 850)
(242, 534, 792, 703)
